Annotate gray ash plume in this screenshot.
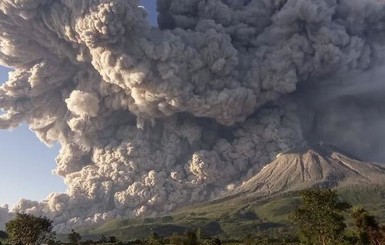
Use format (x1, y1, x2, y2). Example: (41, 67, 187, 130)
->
(1, 0, 385, 231)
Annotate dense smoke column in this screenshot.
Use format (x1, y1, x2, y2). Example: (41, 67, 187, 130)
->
(0, 0, 385, 231)
(296, 67, 385, 162)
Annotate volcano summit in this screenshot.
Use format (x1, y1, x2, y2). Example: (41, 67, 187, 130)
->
(235, 142, 385, 198)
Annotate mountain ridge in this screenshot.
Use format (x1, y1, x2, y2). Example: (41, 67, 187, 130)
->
(234, 142, 385, 198)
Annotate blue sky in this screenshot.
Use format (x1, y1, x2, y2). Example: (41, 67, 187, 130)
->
(0, 1, 157, 208)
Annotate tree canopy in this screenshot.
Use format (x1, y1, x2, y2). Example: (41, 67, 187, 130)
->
(291, 188, 351, 245)
(6, 213, 55, 245)
(351, 207, 385, 245)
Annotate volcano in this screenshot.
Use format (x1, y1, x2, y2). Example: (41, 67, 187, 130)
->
(234, 143, 385, 198)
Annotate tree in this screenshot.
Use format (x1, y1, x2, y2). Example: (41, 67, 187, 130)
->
(209, 238, 221, 245)
(6, 213, 55, 245)
(169, 234, 184, 245)
(290, 188, 351, 245)
(351, 207, 385, 245)
(185, 231, 198, 245)
(108, 236, 118, 243)
(145, 232, 163, 245)
(68, 229, 81, 245)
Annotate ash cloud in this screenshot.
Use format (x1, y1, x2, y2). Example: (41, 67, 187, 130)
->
(297, 67, 385, 162)
(0, 0, 385, 231)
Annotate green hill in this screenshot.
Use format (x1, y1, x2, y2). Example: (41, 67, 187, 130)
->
(77, 184, 385, 241)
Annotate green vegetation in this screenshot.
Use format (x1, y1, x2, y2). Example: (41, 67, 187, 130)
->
(2, 186, 385, 245)
(338, 185, 385, 224)
(291, 189, 351, 244)
(349, 207, 385, 244)
(5, 213, 55, 245)
(68, 185, 385, 242)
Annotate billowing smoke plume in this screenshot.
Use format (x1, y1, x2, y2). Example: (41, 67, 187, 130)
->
(1, 0, 385, 231)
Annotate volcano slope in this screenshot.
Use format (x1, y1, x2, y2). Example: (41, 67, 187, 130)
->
(234, 142, 385, 198)
(171, 143, 385, 237)
(83, 143, 385, 239)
